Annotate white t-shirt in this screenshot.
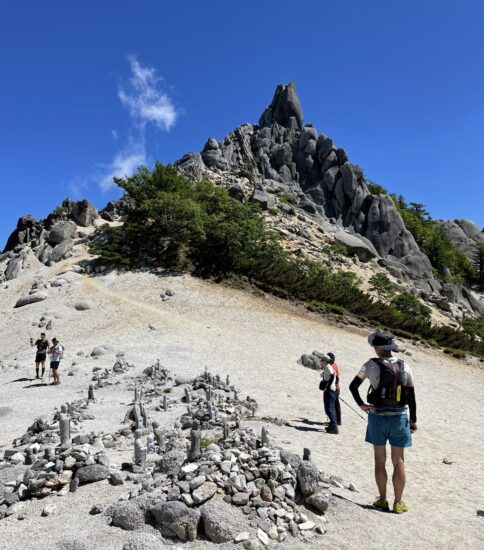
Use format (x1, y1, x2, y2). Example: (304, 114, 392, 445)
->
(359, 356, 413, 415)
(51, 344, 64, 362)
(321, 363, 336, 391)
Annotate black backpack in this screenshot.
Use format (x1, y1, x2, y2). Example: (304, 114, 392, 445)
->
(367, 358, 408, 407)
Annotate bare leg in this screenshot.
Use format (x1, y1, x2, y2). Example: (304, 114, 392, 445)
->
(373, 445, 387, 499)
(391, 446, 406, 505)
(41, 360, 46, 377)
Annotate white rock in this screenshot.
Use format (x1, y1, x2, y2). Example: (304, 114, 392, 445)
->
(234, 532, 250, 542)
(42, 504, 57, 517)
(298, 521, 315, 531)
(10, 452, 25, 465)
(257, 528, 269, 546)
(181, 463, 199, 474)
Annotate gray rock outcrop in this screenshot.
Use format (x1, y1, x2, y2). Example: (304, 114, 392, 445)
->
(175, 82, 433, 284)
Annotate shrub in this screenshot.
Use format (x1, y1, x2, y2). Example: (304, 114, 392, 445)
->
(443, 348, 467, 359)
(278, 193, 296, 205)
(322, 244, 348, 256)
(391, 292, 432, 322)
(369, 273, 397, 303)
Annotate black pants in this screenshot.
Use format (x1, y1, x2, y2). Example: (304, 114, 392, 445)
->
(335, 389, 341, 425)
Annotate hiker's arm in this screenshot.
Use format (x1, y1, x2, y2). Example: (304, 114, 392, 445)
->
(326, 373, 335, 388)
(349, 374, 372, 411)
(406, 386, 417, 426)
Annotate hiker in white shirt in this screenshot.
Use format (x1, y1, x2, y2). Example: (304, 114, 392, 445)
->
(49, 337, 64, 385)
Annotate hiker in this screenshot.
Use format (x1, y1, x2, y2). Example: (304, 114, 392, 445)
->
(327, 352, 342, 426)
(349, 331, 417, 514)
(48, 337, 64, 385)
(30, 332, 49, 379)
(319, 354, 339, 434)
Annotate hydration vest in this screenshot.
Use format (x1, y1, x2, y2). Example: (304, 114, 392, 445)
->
(367, 358, 407, 407)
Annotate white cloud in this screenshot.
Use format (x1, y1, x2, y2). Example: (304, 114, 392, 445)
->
(118, 55, 178, 131)
(111, 129, 119, 140)
(67, 176, 90, 199)
(98, 144, 146, 191)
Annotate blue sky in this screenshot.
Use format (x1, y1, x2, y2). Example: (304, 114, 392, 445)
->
(1, 0, 483, 248)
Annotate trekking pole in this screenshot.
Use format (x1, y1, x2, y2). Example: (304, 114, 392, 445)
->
(339, 396, 367, 421)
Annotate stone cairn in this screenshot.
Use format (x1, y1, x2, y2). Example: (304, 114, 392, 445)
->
(109, 369, 342, 546)
(91, 358, 134, 388)
(0, 396, 113, 520)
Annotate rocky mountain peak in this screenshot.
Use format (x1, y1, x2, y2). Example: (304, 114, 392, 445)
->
(259, 81, 304, 130)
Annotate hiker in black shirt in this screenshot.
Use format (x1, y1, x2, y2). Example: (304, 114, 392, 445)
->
(30, 332, 49, 379)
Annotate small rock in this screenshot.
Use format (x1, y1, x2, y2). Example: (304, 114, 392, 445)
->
(243, 540, 261, 550)
(257, 528, 269, 546)
(443, 457, 453, 465)
(110, 472, 124, 486)
(192, 481, 217, 504)
(298, 521, 315, 531)
(232, 492, 249, 506)
(42, 504, 57, 517)
(74, 302, 90, 311)
(235, 532, 251, 543)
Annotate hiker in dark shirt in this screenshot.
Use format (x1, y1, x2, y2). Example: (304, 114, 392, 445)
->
(30, 332, 49, 379)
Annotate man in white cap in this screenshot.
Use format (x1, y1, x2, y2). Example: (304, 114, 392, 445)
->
(349, 331, 417, 514)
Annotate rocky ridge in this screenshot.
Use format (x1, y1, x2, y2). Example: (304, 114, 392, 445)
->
(175, 82, 484, 321)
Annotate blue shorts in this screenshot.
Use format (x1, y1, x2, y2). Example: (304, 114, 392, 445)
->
(365, 412, 412, 448)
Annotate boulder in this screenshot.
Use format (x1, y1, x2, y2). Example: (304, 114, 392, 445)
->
(297, 461, 320, 497)
(47, 221, 77, 246)
(192, 481, 217, 505)
(74, 302, 90, 311)
(201, 498, 243, 543)
(75, 464, 110, 484)
(70, 200, 98, 227)
(250, 190, 276, 211)
(111, 501, 146, 531)
(149, 501, 200, 541)
(5, 257, 24, 280)
(155, 449, 185, 476)
(90, 345, 115, 357)
(306, 487, 332, 513)
(49, 239, 74, 263)
(3, 215, 41, 253)
(14, 292, 48, 308)
(333, 231, 378, 262)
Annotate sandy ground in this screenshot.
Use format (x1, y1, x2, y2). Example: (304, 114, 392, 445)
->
(0, 253, 483, 550)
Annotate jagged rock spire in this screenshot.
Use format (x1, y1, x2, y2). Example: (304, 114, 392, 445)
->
(259, 82, 304, 130)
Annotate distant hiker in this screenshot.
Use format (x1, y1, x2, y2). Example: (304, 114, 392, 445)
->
(319, 354, 339, 434)
(327, 352, 341, 426)
(49, 338, 64, 385)
(30, 332, 49, 379)
(349, 332, 417, 514)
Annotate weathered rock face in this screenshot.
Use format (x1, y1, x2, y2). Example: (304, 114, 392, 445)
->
(175, 82, 432, 281)
(1, 198, 100, 280)
(436, 219, 484, 261)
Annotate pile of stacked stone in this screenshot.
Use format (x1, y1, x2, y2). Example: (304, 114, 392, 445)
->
(12, 399, 94, 448)
(134, 359, 172, 399)
(0, 404, 114, 520)
(92, 358, 134, 387)
(109, 371, 335, 545)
